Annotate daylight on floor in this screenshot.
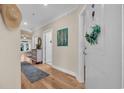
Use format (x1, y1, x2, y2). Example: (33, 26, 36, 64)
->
(0, 4, 123, 89)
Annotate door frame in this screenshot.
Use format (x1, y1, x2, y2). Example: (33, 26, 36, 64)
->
(122, 4, 124, 88)
(78, 5, 87, 83)
(43, 29, 53, 65)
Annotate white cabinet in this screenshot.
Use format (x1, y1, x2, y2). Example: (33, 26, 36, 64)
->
(32, 49, 43, 64)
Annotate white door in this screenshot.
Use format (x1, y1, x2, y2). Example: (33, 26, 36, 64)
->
(44, 31, 52, 65)
(83, 5, 122, 89)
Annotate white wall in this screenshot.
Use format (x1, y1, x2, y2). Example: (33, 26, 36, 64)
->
(0, 15, 21, 88)
(103, 4, 122, 88)
(84, 4, 122, 89)
(34, 6, 83, 78)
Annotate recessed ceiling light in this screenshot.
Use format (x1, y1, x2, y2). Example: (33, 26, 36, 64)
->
(43, 4, 48, 6)
(24, 22, 27, 25)
(23, 36, 26, 40)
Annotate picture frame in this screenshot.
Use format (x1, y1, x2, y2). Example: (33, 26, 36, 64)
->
(57, 27, 68, 46)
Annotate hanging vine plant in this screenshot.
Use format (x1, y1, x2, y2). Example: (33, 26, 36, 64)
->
(85, 24, 101, 45)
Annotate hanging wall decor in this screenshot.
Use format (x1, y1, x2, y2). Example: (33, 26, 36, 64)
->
(57, 27, 68, 46)
(85, 4, 101, 45)
(1, 4, 22, 30)
(36, 37, 42, 49)
(85, 24, 101, 45)
(91, 4, 95, 21)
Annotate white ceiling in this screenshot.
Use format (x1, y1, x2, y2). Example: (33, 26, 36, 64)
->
(19, 4, 79, 32)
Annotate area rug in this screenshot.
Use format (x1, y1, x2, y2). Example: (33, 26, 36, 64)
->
(21, 62, 49, 83)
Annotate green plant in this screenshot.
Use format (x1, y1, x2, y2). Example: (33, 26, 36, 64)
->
(85, 24, 101, 45)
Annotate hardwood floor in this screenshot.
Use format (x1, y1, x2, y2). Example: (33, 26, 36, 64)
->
(21, 53, 85, 89)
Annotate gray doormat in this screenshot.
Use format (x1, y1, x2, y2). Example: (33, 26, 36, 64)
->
(21, 62, 49, 83)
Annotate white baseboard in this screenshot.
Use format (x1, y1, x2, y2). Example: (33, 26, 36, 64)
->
(76, 75, 84, 83)
(52, 65, 82, 82)
(52, 65, 76, 77)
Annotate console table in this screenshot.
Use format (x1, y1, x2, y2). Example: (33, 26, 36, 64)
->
(32, 49, 43, 64)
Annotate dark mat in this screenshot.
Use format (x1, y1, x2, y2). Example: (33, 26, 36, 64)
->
(21, 62, 49, 83)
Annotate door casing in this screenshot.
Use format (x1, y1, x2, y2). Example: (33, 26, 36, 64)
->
(43, 29, 53, 65)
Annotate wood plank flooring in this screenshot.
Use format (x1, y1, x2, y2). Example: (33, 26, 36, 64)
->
(21, 54, 85, 89)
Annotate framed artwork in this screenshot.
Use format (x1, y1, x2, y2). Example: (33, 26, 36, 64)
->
(57, 27, 68, 46)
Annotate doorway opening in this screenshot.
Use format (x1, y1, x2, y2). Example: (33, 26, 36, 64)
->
(78, 6, 87, 84)
(43, 29, 53, 65)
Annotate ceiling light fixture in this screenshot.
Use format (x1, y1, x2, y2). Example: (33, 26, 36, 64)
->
(24, 22, 27, 25)
(23, 36, 26, 40)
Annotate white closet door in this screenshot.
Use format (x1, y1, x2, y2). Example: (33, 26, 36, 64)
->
(45, 31, 52, 65)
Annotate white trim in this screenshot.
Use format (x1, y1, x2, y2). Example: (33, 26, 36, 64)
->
(52, 65, 76, 78)
(45, 61, 52, 65)
(42, 32, 46, 63)
(122, 4, 124, 88)
(21, 28, 32, 32)
(52, 65, 83, 82)
(42, 29, 53, 65)
(34, 6, 79, 31)
(78, 5, 87, 83)
(57, 26, 68, 31)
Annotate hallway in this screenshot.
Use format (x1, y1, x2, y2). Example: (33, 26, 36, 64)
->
(0, 4, 123, 89)
(21, 54, 85, 89)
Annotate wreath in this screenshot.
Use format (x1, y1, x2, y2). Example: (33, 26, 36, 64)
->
(36, 37, 42, 49)
(85, 24, 101, 45)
